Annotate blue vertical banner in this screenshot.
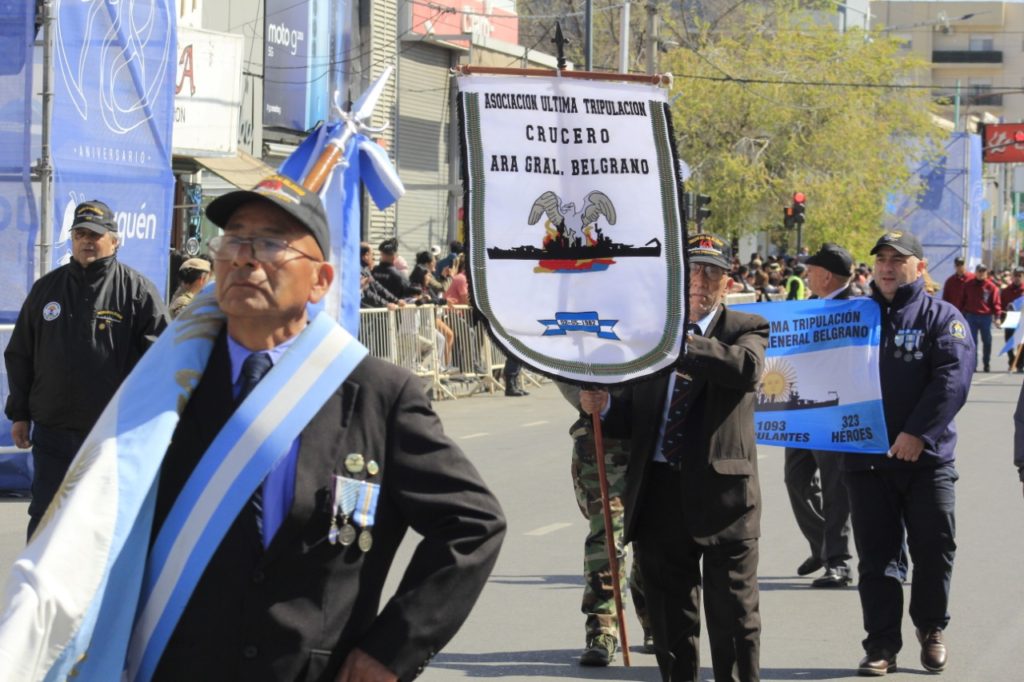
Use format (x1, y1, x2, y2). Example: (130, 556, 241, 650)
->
(884, 132, 985, 285)
(0, 1, 39, 322)
(734, 299, 889, 454)
(51, 0, 176, 297)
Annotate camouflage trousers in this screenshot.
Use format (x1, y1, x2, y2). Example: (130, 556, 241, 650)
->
(570, 417, 649, 639)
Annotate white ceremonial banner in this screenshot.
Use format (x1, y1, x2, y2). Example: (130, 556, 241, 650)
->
(457, 75, 687, 384)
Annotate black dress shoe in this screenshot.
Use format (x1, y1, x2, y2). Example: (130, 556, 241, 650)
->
(505, 387, 529, 397)
(858, 650, 896, 676)
(797, 556, 823, 576)
(917, 628, 947, 672)
(812, 564, 852, 588)
(642, 628, 655, 654)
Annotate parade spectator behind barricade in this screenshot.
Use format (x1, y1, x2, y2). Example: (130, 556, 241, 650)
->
(579, 232, 769, 682)
(169, 257, 211, 318)
(844, 231, 974, 677)
(785, 264, 808, 300)
(941, 256, 974, 310)
(435, 240, 463, 281)
(145, 176, 506, 681)
(1001, 267, 1024, 370)
(373, 238, 421, 301)
(784, 243, 856, 589)
(731, 265, 755, 294)
(410, 251, 456, 372)
(960, 263, 1001, 372)
(554, 381, 652, 666)
(850, 265, 871, 296)
(445, 254, 470, 306)
(4, 199, 169, 539)
(359, 242, 403, 310)
(411, 251, 447, 304)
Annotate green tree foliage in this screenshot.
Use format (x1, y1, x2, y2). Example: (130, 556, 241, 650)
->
(516, 0, 947, 257)
(662, 1, 946, 255)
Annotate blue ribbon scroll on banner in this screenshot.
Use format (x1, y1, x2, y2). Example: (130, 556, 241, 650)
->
(539, 312, 620, 340)
(734, 299, 889, 454)
(0, 1, 39, 323)
(51, 0, 177, 297)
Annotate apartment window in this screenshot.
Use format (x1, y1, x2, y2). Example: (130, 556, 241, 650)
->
(969, 35, 994, 52)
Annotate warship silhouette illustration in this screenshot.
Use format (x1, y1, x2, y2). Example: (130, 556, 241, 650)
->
(756, 389, 840, 412)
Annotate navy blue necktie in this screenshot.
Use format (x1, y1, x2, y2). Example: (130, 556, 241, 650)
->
(237, 352, 273, 540)
(661, 324, 701, 469)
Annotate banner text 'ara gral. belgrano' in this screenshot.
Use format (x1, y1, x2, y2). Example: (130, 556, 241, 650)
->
(458, 75, 687, 385)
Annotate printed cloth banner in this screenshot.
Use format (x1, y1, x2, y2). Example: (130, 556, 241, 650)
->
(51, 0, 177, 297)
(457, 75, 687, 384)
(734, 299, 889, 454)
(0, 1, 39, 321)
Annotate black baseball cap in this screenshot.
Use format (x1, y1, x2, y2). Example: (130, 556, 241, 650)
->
(206, 174, 330, 258)
(954, 256, 966, 266)
(806, 243, 854, 277)
(71, 200, 117, 234)
(687, 232, 732, 270)
(870, 231, 923, 259)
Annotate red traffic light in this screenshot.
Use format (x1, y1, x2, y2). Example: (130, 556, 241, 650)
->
(792, 192, 806, 204)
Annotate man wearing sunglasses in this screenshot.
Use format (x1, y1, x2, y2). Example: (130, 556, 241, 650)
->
(148, 174, 506, 682)
(4, 199, 168, 539)
(581, 232, 769, 682)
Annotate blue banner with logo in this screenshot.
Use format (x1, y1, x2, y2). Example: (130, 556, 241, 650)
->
(734, 299, 889, 454)
(51, 0, 176, 297)
(0, 1, 39, 322)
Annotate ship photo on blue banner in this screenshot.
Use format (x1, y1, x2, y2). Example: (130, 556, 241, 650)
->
(457, 75, 687, 385)
(735, 298, 889, 454)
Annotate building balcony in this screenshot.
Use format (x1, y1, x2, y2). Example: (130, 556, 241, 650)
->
(932, 50, 1003, 64)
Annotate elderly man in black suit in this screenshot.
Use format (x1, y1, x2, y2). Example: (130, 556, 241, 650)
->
(151, 175, 506, 682)
(582, 233, 769, 682)
(784, 243, 857, 588)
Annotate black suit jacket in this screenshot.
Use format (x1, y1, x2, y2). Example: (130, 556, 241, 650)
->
(152, 333, 506, 682)
(605, 306, 769, 545)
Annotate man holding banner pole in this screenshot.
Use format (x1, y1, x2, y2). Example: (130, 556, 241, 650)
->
(844, 231, 973, 677)
(783, 243, 856, 588)
(581, 233, 769, 682)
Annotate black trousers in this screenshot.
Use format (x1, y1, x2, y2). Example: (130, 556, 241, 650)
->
(783, 448, 851, 565)
(845, 464, 957, 655)
(27, 423, 86, 540)
(634, 464, 760, 682)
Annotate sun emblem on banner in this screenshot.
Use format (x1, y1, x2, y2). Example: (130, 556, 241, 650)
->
(758, 359, 798, 403)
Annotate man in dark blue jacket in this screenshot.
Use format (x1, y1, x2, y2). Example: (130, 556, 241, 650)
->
(844, 231, 974, 677)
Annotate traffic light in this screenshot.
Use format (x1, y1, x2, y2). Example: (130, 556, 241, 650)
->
(696, 194, 712, 226)
(783, 192, 806, 230)
(684, 192, 712, 229)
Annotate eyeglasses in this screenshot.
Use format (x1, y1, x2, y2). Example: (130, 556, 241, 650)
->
(208, 235, 320, 264)
(691, 263, 725, 281)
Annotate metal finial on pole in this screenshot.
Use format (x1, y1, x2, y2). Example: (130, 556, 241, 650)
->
(553, 22, 568, 71)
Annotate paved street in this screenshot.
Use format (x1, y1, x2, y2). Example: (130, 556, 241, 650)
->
(1, 371, 1022, 681)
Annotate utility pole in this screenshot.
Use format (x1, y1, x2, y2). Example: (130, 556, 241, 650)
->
(36, 0, 54, 277)
(618, 0, 631, 74)
(584, 0, 593, 70)
(645, 1, 658, 75)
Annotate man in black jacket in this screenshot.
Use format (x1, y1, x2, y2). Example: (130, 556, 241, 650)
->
(582, 233, 768, 682)
(151, 174, 505, 681)
(4, 199, 168, 538)
(784, 243, 856, 588)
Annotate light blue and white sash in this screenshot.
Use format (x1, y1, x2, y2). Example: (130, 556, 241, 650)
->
(0, 291, 368, 682)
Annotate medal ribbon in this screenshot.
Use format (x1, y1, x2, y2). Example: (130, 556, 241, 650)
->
(353, 481, 380, 528)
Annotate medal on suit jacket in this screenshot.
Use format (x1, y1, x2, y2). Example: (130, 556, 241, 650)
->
(331, 475, 361, 546)
(353, 480, 381, 553)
